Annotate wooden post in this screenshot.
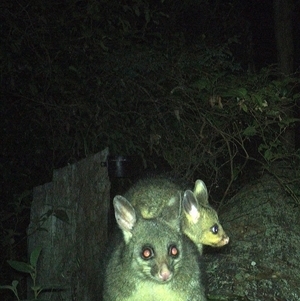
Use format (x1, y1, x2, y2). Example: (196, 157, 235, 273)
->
(27, 148, 110, 301)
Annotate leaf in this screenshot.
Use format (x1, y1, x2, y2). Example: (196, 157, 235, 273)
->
(7, 260, 34, 274)
(222, 87, 248, 98)
(240, 102, 248, 112)
(133, 5, 140, 16)
(292, 93, 300, 100)
(145, 8, 150, 23)
(235, 87, 248, 98)
(20, 299, 49, 301)
(280, 117, 300, 126)
(53, 209, 69, 223)
(99, 41, 108, 52)
(243, 126, 257, 137)
(30, 246, 43, 268)
(36, 227, 49, 233)
(69, 66, 78, 73)
(192, 78, 210, 91)
(0, 285, 14, 290)
(12, 280, 19, 288)
(31, 285, 42, 291)
(264, 149, 273, 161)
(0, 280, 19, 292)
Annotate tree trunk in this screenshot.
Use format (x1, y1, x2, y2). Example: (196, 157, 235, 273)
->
(273, 0, 295, 151)
(273, 0, 294, 75)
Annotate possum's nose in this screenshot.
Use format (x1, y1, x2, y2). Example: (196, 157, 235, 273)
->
(158, 263, 172, 281)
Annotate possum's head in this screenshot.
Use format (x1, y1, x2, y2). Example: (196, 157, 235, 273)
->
(181, 180, 229, 253)
(113, 195, 184, 283)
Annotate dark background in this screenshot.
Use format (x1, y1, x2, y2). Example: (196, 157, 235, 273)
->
(1, 0, 300, 299)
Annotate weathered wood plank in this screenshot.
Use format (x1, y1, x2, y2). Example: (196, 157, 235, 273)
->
(28, 148, 110, 301)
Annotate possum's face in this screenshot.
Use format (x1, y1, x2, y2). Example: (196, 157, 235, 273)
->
(182, 189, 229, 250)
(197, 208, 229, 247)
(131, 219, 183, 283)
(114, 194, 184, 283)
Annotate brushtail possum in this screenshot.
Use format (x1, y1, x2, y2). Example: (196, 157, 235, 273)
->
(103, 196, 206, 301)
(182, 179, 229, 254)
(128, 177, 229, 254)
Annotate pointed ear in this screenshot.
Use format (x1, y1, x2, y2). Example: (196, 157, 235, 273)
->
(193, 180, 208, 206)
(183, 190, 200, 224)
(113, 195, 137, 242)
(160, 193, 181, 231)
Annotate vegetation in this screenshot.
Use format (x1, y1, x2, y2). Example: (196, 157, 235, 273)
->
(0, 247, 44, 300)
(1, 0, 299, 299)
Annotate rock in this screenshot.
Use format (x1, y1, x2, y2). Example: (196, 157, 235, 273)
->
(203, 169, 300, 301)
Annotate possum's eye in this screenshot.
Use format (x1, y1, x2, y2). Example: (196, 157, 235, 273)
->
(211, 224, 219, 234)
(168, 244, 179, 258)
(141, 246, 154, 260)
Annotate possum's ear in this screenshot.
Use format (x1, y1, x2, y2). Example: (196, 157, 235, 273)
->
(193, 180, 208, 206)
(159, 192, 182, 232)
(113, 195, 137, 243)
(182, 190, 200, 224)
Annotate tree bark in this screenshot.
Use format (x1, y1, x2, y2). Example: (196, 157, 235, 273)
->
(273, 0, 294, 75)
(273, 0, 295, 151)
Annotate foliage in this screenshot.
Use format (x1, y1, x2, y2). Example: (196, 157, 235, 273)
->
(0, 246, 47, 300)
(0, 245, 68, 300)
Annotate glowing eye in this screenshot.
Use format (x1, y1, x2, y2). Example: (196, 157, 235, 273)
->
(141, 246, 154, 260)
(169, 245, 179, 258)
(211, 224, 219, 234)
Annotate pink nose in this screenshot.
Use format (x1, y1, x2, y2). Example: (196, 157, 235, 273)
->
(158, 263, 172, 281)
(224, 236, 229, 244)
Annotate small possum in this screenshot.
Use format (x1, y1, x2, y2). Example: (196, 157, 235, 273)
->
(182, 179, 229, 254)
(103, 196, 206, 301)
(127, 177, 229, 254)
